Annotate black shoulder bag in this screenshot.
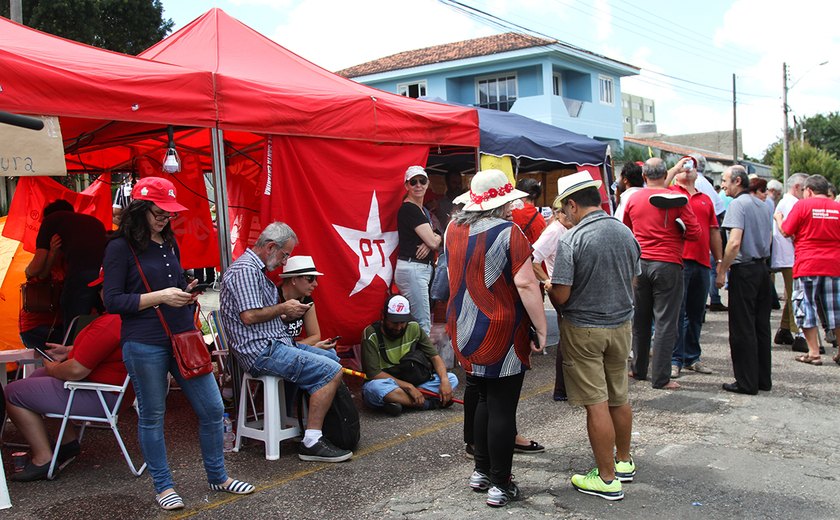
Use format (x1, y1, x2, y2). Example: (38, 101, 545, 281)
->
(373, 322, 432, 386)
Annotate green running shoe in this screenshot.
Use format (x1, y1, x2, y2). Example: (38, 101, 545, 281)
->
(571, 468, 624, 501)
(615, 457, 636, 482)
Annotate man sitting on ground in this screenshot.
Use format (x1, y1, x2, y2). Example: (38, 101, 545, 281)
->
(220, 222, 352, 463)
(360, 295, 457, 416)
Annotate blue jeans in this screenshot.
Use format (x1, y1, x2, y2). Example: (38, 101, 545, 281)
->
(709, 253, 723, 305)
(122, 341, 227, 494)
(394, 259, 433, 335)
(673, 260, 711, 368)
(362, 373, 459, 407)
(250, 341, 341, 395)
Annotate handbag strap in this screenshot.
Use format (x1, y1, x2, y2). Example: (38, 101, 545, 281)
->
(128, 244, 199, 341)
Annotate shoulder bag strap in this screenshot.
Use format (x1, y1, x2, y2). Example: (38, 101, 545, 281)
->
(521, 209, 539, 234)
(128, 245, 174, 341)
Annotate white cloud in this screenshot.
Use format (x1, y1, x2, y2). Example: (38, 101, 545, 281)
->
(594, 0, 612, 41)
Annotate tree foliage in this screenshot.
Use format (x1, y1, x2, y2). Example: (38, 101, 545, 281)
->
(2, 0, 173, 54)
(764, 140, 840, 187)
(797, 112, 840, 159)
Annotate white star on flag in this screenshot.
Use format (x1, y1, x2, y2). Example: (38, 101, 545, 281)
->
(333, 191, 399, 296)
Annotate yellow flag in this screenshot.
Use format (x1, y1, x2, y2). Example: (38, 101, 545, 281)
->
(648, 146, 653, 158)
(480, 154, 515, 185)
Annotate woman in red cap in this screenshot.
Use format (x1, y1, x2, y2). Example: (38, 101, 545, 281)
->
(102, 177, 253, 510)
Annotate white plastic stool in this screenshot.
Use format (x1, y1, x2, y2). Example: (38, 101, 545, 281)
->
(234, 372, 302, 460)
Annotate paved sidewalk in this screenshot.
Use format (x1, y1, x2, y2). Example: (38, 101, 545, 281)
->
(4, 285, 840, 519)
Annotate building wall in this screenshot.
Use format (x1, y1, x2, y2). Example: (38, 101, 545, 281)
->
(358, 53, 630, 144)
(622, 93, 656, 134)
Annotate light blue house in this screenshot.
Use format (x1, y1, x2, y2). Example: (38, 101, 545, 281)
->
(338, 33, 639, 148)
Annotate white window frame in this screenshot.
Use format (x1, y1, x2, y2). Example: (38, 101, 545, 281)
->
(599, 75, 614, 105)
(397, 80, 428, 99)
(475, 72, 518, 112)
(552, 72, 562, 96)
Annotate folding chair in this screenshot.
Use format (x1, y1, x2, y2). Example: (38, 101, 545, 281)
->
(44, 375, 146, 480)
(208, 310, 242, 409)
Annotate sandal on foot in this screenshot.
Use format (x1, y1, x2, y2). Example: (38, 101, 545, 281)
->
(514, 440, 545, 454)
(795, 354, 823, 366)
(156, 492, 185, 511)
(833, 352, 840, 366)
(209, 479, 255, 495)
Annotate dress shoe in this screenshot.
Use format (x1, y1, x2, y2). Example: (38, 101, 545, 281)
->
(722, 382, 757, 395)
(708, 303, 728, 312)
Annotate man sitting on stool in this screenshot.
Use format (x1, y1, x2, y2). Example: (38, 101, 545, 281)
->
(361, 295, 458, 416)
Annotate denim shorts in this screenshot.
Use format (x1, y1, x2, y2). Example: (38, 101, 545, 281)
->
(250, 340, 341, 395)
(362, 373, 459, 408)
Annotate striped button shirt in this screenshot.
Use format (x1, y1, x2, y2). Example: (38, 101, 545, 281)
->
(219, 249, 293, 371)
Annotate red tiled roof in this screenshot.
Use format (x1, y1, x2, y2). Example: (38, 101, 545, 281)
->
(336, 33, 557, 78)
(624, 137, 734, 162)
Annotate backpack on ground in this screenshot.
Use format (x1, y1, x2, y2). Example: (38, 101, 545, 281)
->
(297, 380, 360, 451)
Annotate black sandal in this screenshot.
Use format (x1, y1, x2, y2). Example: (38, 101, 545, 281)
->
(514, 440, 545, 454)
(11, 461, 50, 482)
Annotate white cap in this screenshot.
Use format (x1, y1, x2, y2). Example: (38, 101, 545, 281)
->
(385, 295, 413, 322)
(405, 165, 428, 183)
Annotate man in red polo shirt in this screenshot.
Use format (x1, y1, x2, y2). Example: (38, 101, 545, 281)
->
(779, 174, 840, 365)
(669, 158, 723, 378)
(623, 158, 700, 390)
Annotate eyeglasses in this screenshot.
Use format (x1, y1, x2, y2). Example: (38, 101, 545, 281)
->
(302, 275, 317, 283)
(149, 209, 177, 222)
(409, 177, 428, 186)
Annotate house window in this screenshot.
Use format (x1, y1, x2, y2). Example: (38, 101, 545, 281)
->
(397, 81, 427, 98)
(476, 73, 517, 111)
(599, 75, 614, 105)
(552, 72, 562, 96)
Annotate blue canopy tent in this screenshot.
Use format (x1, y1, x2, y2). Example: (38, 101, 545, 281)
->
(421, 97, 614, 211)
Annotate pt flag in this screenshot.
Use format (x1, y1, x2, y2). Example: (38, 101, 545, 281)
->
(260, 135, 429, 343)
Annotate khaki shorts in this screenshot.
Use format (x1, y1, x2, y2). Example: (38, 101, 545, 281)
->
(560, 320, 631, 407)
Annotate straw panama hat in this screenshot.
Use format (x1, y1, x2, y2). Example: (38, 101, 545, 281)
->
(280, 256, 324, 278)
(553, 172, 603, 207)
(453, 169, 529, 212)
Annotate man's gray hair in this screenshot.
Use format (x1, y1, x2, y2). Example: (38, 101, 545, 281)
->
(787, 172, 808, 190)
(255, 222, 297, 248)
(767, 179, 783, 192)
(689, 153, 707, 173)
(727, 165, 749, 189)
(451, 204, 508, 226)
(804, 174, 830, 195)
(642, 158, 667, 180)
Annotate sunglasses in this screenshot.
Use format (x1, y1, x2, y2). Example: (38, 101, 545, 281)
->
(302, 275, 317, 283)
(409, 177, 428, 186)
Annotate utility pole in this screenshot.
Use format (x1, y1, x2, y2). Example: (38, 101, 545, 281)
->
(732, 73, 737, 162)
(782, 62, 790, 188)
(10, 0, 22, 23)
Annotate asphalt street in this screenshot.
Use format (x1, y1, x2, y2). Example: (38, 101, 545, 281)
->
(3, 282, 840, 519)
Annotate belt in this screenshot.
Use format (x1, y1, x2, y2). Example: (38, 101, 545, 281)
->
(733, 257, 769, 267)
(398, 256, 432, 265)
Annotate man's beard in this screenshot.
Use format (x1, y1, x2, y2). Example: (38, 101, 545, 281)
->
(382, 323, 405, 339)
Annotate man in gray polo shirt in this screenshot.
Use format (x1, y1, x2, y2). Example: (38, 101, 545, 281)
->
(716, 165, 773, 395)
(549, 172, 641, 501)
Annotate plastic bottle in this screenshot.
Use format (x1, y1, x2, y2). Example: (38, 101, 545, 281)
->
(222, 413, 235, 453)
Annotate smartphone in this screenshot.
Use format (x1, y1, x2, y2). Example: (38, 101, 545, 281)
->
(187, 283, 212, 294)
(33, 346, 55, 362)
(331, 336, 342, 342)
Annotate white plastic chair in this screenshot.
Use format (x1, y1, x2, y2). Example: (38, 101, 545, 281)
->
(43, 375, 146, 479)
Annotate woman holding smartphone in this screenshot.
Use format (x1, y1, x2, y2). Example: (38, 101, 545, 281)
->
(278, 256, 338, 349)
(103, 177, 253, 511)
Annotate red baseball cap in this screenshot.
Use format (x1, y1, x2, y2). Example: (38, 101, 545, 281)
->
(131, 177, 188, 213)
(87, 267, 104, 287)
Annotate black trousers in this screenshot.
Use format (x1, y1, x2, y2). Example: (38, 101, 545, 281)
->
(468, 372, 525, 486)
(728, 262, 772, 393)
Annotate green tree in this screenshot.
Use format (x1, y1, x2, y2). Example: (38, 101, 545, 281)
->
(2, 0, 173, 55)
(765, 140, 840, 187)
(798, 112, 840, 158)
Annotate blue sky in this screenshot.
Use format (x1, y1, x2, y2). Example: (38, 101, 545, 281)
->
(160, 0, 839, 159)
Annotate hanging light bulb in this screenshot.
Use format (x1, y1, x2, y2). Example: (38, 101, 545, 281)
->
(161, 125, 181, 174)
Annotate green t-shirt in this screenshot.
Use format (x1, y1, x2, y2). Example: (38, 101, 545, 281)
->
(361, 321, 437, 378)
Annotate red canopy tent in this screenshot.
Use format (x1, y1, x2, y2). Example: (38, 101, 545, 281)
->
(0, 10, 479, 345)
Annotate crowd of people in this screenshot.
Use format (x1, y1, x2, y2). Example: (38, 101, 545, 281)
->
(3, 156, 839, 511)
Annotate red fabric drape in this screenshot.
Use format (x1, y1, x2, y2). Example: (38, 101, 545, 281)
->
(2, 175, 112, 252)
(257, 136, 430, 342)
(136, 155, 219, 269)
